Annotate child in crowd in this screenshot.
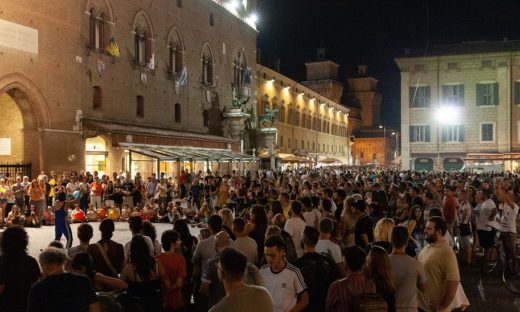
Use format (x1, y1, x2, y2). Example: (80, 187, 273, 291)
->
(25, 205, 41, 227)
(97, 205, 107, 220)
(71, 204, 86, 223)
(108, 206, 120, 221)
(87, 204, 98, 222)
(6, 205, 24, 227)
(42, 206, 55, 226)
(120, 204, 130, 222)
(141, 204, 153, 221)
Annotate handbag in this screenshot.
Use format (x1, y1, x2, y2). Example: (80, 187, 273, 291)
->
(96, 242, 119, 277)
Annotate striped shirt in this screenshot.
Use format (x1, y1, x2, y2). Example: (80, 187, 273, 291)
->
(326, 272, 367, 312)
(260, 262, 307, 312)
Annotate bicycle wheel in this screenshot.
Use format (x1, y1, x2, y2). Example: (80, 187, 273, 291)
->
(502, 256, 520, 294)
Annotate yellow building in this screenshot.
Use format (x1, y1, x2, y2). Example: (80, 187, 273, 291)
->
(256, 65, 350, 167)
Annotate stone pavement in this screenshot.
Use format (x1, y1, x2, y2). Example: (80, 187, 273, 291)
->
(6, 223, 520, 312)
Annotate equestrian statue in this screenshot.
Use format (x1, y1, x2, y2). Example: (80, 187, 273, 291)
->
(259, 103, 278, 128)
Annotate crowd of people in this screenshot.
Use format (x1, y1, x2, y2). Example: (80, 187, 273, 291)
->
(0, 166, 519, 312)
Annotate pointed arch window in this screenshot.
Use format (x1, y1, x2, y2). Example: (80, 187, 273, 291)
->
(89, 9, 107, 50)
(168, 30, 184, 75)
(202, 45, 214, 86)
(135, 28, 151, 65)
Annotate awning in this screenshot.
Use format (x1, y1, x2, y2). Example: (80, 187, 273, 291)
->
(120, 143, 256, 162)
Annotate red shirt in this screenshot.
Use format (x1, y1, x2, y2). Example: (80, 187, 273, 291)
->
(443, 195, 457, 224)
(90, 181, 103, 197)
(157, 252, 187, 309)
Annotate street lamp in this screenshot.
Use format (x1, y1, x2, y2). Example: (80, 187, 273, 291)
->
(435, 106, 461, 171)
(379, 125, 386, 166)
(392, 132, 398, 159)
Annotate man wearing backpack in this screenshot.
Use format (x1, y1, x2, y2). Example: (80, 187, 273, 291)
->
(315, 218, 347, 278)
(295, 226, 337, 312)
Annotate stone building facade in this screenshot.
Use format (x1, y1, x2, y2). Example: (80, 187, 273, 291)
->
(0, 0, 258, 177)
(395, 40, 520, 171)
(256, 65, 350, 166)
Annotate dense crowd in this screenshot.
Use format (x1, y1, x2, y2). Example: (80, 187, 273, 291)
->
(0, 167, 519, 312)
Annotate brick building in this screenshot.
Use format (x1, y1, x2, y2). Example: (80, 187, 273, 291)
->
(0, 0, 258, 178)
(395, 40, 520, 171)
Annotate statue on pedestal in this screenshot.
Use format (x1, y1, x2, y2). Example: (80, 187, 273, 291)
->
(259, 103, 278, 128)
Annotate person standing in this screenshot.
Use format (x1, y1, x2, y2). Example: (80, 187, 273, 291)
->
(209, 248, 274, 312)
(54, 183, 76, 249)
(417, 217, 460, 312)
(0, 226, 41, 312)
(390, 226, 427, 312)
(79, 176, 91, 214)
(157, 230, 187, 312)
(261, 234, 308, 312)
(294, 226, 337, 312)
(27, 247, 100, 312)
(284, 201, 307, 258)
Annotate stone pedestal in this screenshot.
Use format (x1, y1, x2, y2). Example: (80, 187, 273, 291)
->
(256, 128, 278, 169)
(222, 109, 250, 141)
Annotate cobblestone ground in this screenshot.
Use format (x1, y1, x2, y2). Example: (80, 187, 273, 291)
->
(8, 224, 520, 312)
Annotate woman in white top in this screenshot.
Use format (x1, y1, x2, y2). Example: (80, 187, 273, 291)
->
(284, 200, 307, 258)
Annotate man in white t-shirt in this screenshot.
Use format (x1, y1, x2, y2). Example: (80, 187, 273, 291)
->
(261, 234, 308, 312)
(231, 218, 258, 265)
(315, 218, 347, 278)
(476, 189, 498, 264)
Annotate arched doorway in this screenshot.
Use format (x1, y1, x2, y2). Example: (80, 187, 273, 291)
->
(443, 158, 463, 172)
(414, 158, 433, 171)
(0, 74, 51, 177)
(85, 136, 108, 176)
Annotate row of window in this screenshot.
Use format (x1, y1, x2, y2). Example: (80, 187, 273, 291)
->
(409, 124, 494, 143)
(279, 136, 346, 153)
(263, 99, 348, 136)
(410, 82, 507, 107)
(88, 3, 247, 88)
(413, 59, 500, 73)
(93, 87, 181, 122)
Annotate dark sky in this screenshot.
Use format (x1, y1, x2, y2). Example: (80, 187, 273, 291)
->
(256, 0, 520, 127)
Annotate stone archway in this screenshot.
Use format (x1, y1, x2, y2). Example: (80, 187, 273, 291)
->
(0, 73, 51, 175)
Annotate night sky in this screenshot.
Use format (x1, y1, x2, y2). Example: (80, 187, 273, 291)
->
(256, 0, 520, 128)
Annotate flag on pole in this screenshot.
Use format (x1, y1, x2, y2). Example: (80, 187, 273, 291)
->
(178, 66, 188, 86)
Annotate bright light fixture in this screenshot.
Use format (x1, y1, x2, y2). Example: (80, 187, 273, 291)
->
(248, 13, 258, 24)
(284, 86, 290, 90)
(229, 0, 240, 10)
(435, 106, 460, 124)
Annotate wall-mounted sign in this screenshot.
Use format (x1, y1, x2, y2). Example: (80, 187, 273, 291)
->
(0, 138, 12, 155)
(0, 18, 38, 54)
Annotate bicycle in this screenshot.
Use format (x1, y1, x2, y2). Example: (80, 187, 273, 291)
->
(502, 237, 520, 294)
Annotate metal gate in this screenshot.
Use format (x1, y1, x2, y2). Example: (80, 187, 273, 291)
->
(0, 163, 32, 179)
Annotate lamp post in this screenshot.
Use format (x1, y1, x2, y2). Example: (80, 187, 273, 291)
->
(435, 106, 460, 171)
(379, 125, 386, 166)
(392, 132, 398, 159)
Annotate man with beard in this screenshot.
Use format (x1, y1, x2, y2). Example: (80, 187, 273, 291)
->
(417, 217, 459, 312)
